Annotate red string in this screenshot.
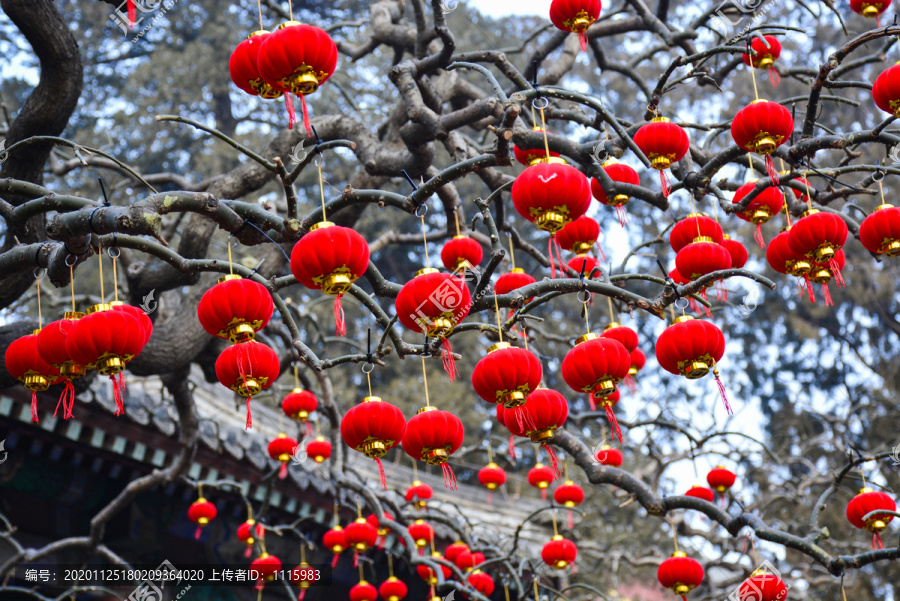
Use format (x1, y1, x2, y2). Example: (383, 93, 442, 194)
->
(30, 391, 39, 423)
(487, 490, 493, 505)
(765, 155, 780, 185)
(615, 205, 629, 228)
(567, 509, 574, 529)
(279, 463, 288, 479)
(111, 375, 125, 416)
(548, 237, 557, 279)
(246, 397, 253, 430)
(597, 237, 607, 263)
(300, 94, 313, 138)
(53, 381, 77, 419)
(331, 553, 339, 568)
(803, 275, 816, 303)
(508, 435, 517, 461)
(754, 223, 766, 248)
(544, 445, 561, 479)
(873, 532, 885, 550)
(624, 375, 637, 394)
(284, 94, 296, 130)
(127, 0, 136, 27)
(715, 370, 733, 415)
(715, 280, 728, 303)
(441, 463, 458, 490)
(194, 526, 202, 540)
(375, 457, 387, 490)
(541, 488, 547, 501)
(442, 338, 459, 381)
(822, 282, 833, 306)
(244, 546, 253, 558)
(578, 32, 587, 52)
(606, 404, 624, 442)
(660, 171, 671, 198)
(299, 589, 307, 601)
(689, 297, 703, 315)
(769, 67, 781, 87)
(588, 396, 597, 412)
(334, 294, 347, 337)
(353, 552, 359, 568)
(830, 259, 845, 288)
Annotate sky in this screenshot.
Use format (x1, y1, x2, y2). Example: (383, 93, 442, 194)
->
(469, 0, 547, 17)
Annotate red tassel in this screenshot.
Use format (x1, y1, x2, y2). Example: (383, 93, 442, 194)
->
(299, 94, 313, 138)
(588, 395, 597, 412)
(769, 67, 781, 87)
(374, 456, 387, 490)
(567, 509, 574, 529)
(765, 155, 780, 186)
(487, 490, 493, 505)
(803, 275, 816, 303)
(572, 562, 578, 575)
(244, 546, 252, 558)
(605, 404, 623, 443)
(714, 368, 733, 414)
(353, 552, 359, 568)
(279, 463, 288, 479)
(441, 338, 458, 381)
(127, 0, 136, 27)
(111, 375, 125, 416)
(194, 525, 202, 540)
(544, 445, 561, 479)
(689, 297, 703, 315)
(877, 14, 882, 27)
(754, 223, 766, 248)
(548, 237, 557, 279)
(441, 463, 458, 491)
(334, 294, 347, 337)
(299, 589, 307, 601)
(822, 282, 833, 306)
(246, 396, 253, 430)
(306, 422, 313, 438)
(284, 94, 297, 130)
(578, 32, 587, 52)
(597, 239, 607, 263)
(715, 280, 728, 303)
(660, 171, 671, 198)
(873, 532, 885, 550)
(830, 259, 845, 288)
(541, 488, 547, 501)
(615, 205, 629, 228)
(624, 375, 636, 394)
(508, 435, 517, 461)
(331, 553, 339, 568)
(30, 391, 39, 423)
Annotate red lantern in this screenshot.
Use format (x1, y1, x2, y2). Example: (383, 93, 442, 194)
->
(873, 63, 900, 117)
(675, 239, 732, 302)
(655, 316, 731, 413)
(307, 436, 332, 463)
(860, 203, 900, 256)
(541, 536, 577, 569)
(344, 516, 379, 555)
(742, 35, 782, 85)
(441, 235, 483, 271)
(230, 31, 283, 99)
(787, 209, 847, 288)
(323, 525, 346, 567)
(591, 159, 640, 226)
(395, 269, 471, 379)
(290, 222, 370, 336)
(455, 550, 485, 572)
(214, 341, 280, 429)
(187, 497, 217, 539)
(36, 314, 88, 419)
(528, 462, 555, 500)
(250, 553, 282, 590)
(110, 302, 153, 347)
(282, 388, 317, 426)
(472, 342, 543, 408)
(290, 561, 318, 600)
(600, 322, 638, 353)
(707, 465, 736, 494)
(66, 304, 146, 416)
(561, 333, 630, 440)
(511, 162, 591, 233)
(478, 463, 507, 503)
(197, 276, 273, 344)
(668, 268, 708, 317)
(846, 487, 896, 549)
(349, 581, 378, 601)
(514, 127, 561, 166)
(367, 512, 394, 541)
(625, 348, 646, 392)
(341, 396, 407, 489)
(554, 480, 584, 528)
(419, 552, 453, 584)
(721, 235, 748, 269)
(739, 569, 788, 601)
(379, 577, 408, 601)
(467, 570, 495, 596)
(408, 519, 435, 548)
(257, 22, 338, 133)
(657, 552, 704, 600)
(496, 269, 536, 297)
(267, 433, 299, 479)
(732, 183, 785, 247)
(594, 444, 623, 467)
(766, 227, 811, 280)
(549, 0, 602, 50)
(237, 519, 263, 557)
(632, 116, 690, 197)
(557, 215, 602, 257)
(851, 0, 892, 19)
(731, 100, 793, 183)
(445, 542, 469, 565)
(7, 330, 63, 423)
(670, 214, 723, 253)
(567, 254, 599, 277)
(405, 480, 434, 508)
(501, 388, 568, 476)
(684, 485, 715, 503)
(402, 407, 464, 489)
(809, 249, 846, 306)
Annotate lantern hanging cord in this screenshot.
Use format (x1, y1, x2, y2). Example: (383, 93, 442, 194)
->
(294, 364, 300, 389)
(421, 212, 430, 266)
(709, 194, 719, 223)
(841, 576, 847, 601)
(551, 509, 559, 536)
(98, 241, 105, 301)
(421, 355, 431, 407)
(387, 552, 394, 577)
(318, 159, 327, 222)
(454, 210, 461, 237)
(534, 97, 551, 160)
(533, 577, 540, 601)
(486, 441, 493, 463)
(607, 296, 616, 323)
(288, 0, 293, 21)
(69, 262, 77, 313)
(35, 269, 43, 329)
(227, 236, 234, 276)
(748, 34, 759, 101)
(504, 584, 511, 601)
(358, 563, 364, 583)
(256, 0, 263, 29)
(670, 517, 679, 553)
(109, 246, 120, 303)
(508, 234, 516, 270)
(750, 534, 759, 565)
(494, 291, 504, 344)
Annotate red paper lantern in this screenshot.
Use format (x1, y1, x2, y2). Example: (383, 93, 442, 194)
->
(323, 525, 346, 566)
(809, 249, 846, 306)
(528, 462, 556, 500)
(707, 465, 736, 494)
(7, 330, 63, 423)
(549, 0, 602, 49)
(344, 517, 379, 553)
(110, 302, 153, 347)
(379, 577, 408, 601)
(556, 215, 601, 255)
(766, 228, 811, 277)
(732, 183, 785, 247)
(601, 322, 638, 354)
(629, 348, 646, 377)
(721, 235, 748, 269)
(250, 553, 282, 588)
(561, 333, 630, 440)
(567, 254, 599, 277)
(307, 436, 332, 463)
(478, 463, 507, 503)
(366, 512, 393, 538)
(36, 314, 89, 418)
(237, 519, 263, 554)
(554, 480, 585, 507)
(214, 341, 280, 429)
(229, 31, 284, 99)
(511, 162, 591, 233)
(787, 209, 847, 286)
(467, 570, 495, 596)
(670, 214, 724, 253)
(257, 22, 338, 133)
(267, 433, 299, 479)
(445, 542, 469, 565)
(408, 519, 435, 548)
(860, 203, 900, 256)
(675, 239, 732, 301)
(657, 552, 704, 599)
(405, 480, 434, 507)
(655, 316, 731, 413)
(197, 275, 273, 344)
(289, 561, 319, 599)
(846, 487, 896, 549)
(594, 444, 623, 467)
(731, 100, 793, 182)
(290, 222, 370, 336)
(873, 63, 900, 117)
(472, 342, 543, 408)
(282, 388, 317, 422)
(341, 396, 407, 489)
(668, 268, 708, 316)
(504, 388, 569, 441)
(738, 569, 789, 601)
(350, 581, 378, 601)
(419, 552, 453, 584)
(541, 536, 577, 569)
(455, 550, 485, 572)
(402, 407, 464, 489)
(684, 485, 715, 503)
(188, 497, 217, 539)
(632, 116, 690, 197)
(851, 0, 892, 19)
(514, 127, 561, 166)
(441, 235, 483, 271)
(741, 35, 782, 69)
(591, 159, 640, 226)
(496, 269, 536, 296)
